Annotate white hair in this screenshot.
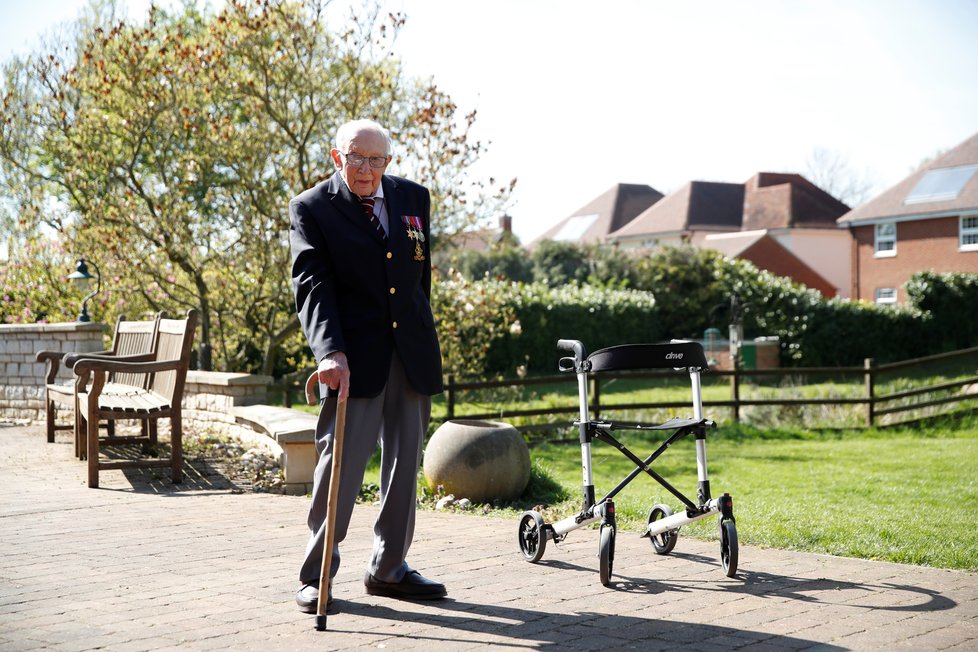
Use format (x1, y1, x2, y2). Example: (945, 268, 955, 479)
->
(335, 119, 392, 154)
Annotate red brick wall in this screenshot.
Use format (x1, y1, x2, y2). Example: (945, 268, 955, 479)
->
(850, 216, 978, 302)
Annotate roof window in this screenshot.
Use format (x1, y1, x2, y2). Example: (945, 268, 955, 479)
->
(904, 164, 978, 204)
(553, 214, 599, 241)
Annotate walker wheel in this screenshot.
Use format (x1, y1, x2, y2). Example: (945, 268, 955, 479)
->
(598, 523, 615, 587)
(720, 519, 738, 577)
(647, 504, 679, 555)
(517, 511, 547, 563)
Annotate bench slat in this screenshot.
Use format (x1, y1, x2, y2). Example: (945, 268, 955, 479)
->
(79, 387, 171, 414)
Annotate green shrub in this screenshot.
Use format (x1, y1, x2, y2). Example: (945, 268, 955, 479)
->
(443, 242, 978, 375)
(453, 245, 533, 283)
(906, 271, 978, 352)
(432, 271, 520, 380)
(711, 254, 927, 365)
(529, 240, 592, 286)
(481, 281, 659, 376)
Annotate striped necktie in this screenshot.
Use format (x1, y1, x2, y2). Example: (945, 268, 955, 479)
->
(359, 196, 386, 240)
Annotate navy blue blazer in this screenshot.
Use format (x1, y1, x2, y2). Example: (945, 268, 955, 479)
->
(289, 173, 443, 398)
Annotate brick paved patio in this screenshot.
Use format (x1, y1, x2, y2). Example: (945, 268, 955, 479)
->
(1, 423, 975, 650)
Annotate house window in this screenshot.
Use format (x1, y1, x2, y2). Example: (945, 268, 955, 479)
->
(875, 223, 896, 257)
(961, 215, 978, 251)
(875, 288, 897, 304)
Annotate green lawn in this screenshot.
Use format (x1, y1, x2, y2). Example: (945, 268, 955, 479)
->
(505, 423, 978, 571)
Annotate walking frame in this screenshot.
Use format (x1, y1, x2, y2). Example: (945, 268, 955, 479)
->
(517, 339, 739, 585)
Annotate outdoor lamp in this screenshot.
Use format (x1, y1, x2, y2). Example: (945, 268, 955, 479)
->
(67, 257, 101, 323)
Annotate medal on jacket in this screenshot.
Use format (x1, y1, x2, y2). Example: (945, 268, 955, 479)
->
(401, 215, 426, 261)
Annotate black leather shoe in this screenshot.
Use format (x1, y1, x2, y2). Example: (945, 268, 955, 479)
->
(296, 582, 333, 614)
(364, 570, 447, 600)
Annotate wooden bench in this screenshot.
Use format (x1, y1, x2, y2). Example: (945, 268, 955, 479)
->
(36, 314, 161, 456)
(73, 310, 198, 488)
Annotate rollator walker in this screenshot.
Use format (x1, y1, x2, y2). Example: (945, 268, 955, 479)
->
(516, 339, 739, 585)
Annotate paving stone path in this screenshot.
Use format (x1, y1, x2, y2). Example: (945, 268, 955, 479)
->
(1, 424, 976, 650)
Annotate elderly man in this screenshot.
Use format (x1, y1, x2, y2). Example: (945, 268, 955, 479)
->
(289, 119, 445, 612)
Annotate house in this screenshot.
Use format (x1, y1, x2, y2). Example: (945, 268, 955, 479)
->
(836, 131, 978, 304)
(528, 183, 663, 248)
(609, 173, 851, 296)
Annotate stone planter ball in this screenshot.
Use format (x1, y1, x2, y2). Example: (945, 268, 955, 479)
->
(423, 419, 530, 503)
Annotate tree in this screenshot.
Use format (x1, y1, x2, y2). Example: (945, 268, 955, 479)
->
(632, 245, 727, 339)
(0, 239, 91, 324)
(804, 147, 877, 208)
(530, 240, 590, 286)
(0, 0, 511, 374)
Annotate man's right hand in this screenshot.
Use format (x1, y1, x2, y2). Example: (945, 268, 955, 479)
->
(317, 351, 350, 402)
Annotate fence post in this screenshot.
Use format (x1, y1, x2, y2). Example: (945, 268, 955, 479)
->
(731, 360, 741, 424)
(446, 374, 455, 420)
(283, 380, 292, 408)
(864, 358, 875, 427)
(591, 376, 601, 420)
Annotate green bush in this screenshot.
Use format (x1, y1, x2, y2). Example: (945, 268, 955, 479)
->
(432, 271, 520, 380)
(709, 253, 927, 365)
(481, 282, 659, 376)
(445, 242, 978, 375)
(453, 246, 533, 283)
(632, 246, 728, 339)
(529, 240, 592, 286)
(438, 244, 978, 376)
(906, 271, 978, 352)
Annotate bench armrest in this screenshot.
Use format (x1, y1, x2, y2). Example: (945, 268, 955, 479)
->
(74, 357, 185, 376)
(35, 350, 66, 384)
(64, 351, 153, 369)
(36, 350, 66, 363)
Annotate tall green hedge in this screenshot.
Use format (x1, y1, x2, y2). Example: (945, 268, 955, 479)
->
(906, 271, 978, 353)
(480, 282, 659, 376)
(707, 253, 928, 366)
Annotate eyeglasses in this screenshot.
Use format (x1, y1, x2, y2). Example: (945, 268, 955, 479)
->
(341, 151, 390, 169)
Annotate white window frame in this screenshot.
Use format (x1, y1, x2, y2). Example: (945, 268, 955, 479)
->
(874, 222, 897, 257)
(961, 214, 978, 252)
(875, 288, 897, 304)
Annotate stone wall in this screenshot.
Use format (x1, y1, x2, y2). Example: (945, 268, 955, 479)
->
(0, 322, 107, 423)
(178, 371, 298, 475)
(181, 370, 272, 436)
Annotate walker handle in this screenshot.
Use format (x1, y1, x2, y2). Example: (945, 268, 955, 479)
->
(556, 339, 586, 365)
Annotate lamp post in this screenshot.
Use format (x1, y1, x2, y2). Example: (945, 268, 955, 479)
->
(67, 258, 101, 323)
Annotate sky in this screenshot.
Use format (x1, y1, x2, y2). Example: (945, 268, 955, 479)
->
(2, 0, 978, 243)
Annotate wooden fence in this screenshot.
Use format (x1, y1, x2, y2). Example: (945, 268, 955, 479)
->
(274, 346, 978, 430)
(441, 345, 978, 430)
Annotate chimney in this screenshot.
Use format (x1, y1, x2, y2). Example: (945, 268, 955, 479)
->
(498, 214, 512, 233)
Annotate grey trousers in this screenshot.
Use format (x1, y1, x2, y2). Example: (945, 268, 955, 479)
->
(298, 354, 431, 585)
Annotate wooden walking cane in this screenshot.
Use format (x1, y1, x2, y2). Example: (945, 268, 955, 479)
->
(306, 371, 347, 631)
